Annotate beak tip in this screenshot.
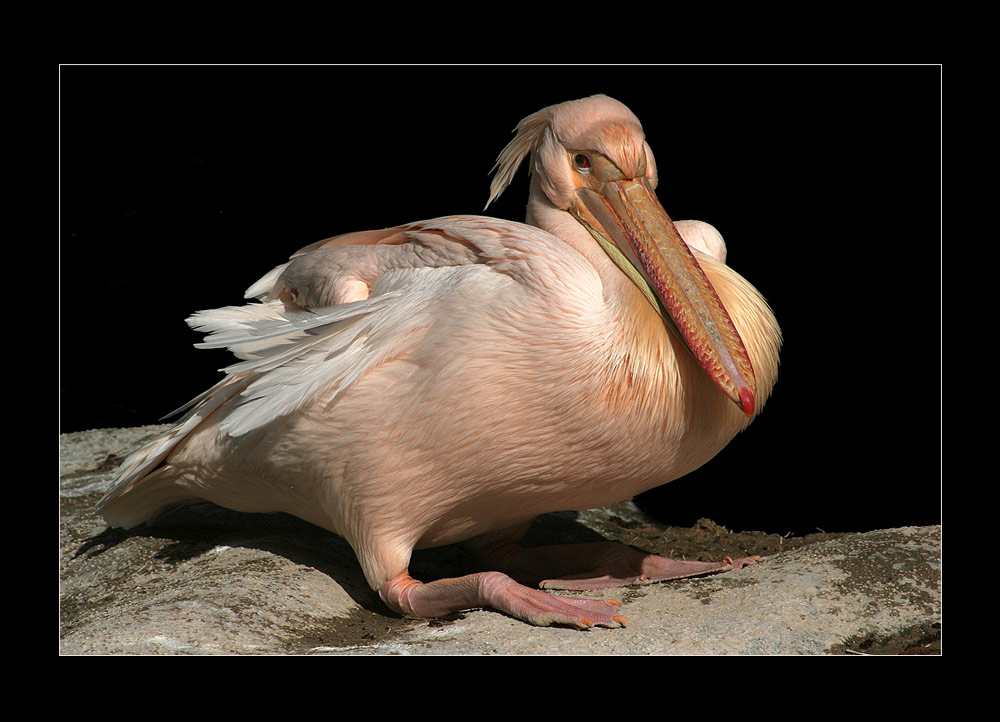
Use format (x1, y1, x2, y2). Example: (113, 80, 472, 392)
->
(739, 387, 755, 417)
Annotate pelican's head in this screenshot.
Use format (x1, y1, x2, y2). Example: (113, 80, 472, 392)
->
(489, 95, 757, 416)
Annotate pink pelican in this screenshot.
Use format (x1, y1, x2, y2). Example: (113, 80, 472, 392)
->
(98, 95, 781, 628)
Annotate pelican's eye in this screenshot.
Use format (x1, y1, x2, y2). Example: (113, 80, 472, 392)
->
(573, 153, 592, 172)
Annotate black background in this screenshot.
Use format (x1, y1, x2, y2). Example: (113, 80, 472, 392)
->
(59, 65, 941, 536)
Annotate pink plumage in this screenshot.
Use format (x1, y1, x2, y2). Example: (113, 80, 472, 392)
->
(99, 95, 781, 628)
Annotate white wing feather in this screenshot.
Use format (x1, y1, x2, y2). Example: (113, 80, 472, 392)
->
(187, 290, 410, 437)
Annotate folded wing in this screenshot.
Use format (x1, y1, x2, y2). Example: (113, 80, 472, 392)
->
(99, 215, 578, 510)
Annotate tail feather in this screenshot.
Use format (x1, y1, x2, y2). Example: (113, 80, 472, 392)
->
(96, 373, 251, 528)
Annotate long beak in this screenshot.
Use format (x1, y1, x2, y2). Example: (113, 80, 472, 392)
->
(572, 178, 757, 416)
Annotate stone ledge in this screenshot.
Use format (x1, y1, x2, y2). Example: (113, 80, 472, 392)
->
(60, 426, 940, 655)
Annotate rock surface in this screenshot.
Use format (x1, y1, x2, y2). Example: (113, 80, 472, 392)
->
(60, 426, 941, 655)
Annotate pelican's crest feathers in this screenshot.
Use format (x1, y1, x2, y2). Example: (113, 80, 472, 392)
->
(486, 105, 554, 209)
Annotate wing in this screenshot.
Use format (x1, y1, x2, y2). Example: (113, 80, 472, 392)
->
(673, 220, 727, 264)
(99, 215, 585, 508)
(201, 214, 590, 436)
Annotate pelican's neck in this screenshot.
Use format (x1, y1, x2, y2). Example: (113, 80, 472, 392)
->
(525, 184, 684, 421)
(524, 180, 780, 450)
(525, 185, 650, 320)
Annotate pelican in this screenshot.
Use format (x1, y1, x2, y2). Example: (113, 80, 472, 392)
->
(98, 95, 781, 629)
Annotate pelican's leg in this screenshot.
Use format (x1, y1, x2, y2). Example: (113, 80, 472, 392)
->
(540, 544, 761, 590)
(472, 539, 760, 591)
(379, 571, 628, 629)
